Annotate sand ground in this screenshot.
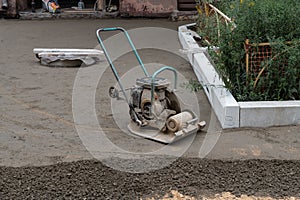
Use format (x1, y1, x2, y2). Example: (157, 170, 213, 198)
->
(0, 19, 299, 199)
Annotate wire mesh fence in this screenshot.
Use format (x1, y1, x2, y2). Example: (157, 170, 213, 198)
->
(245, 39, 291, 89)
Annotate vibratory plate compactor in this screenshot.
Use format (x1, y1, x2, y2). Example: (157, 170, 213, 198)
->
(96, 27, 206, 144)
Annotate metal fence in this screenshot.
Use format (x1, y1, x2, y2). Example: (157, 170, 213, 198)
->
(245, 39, 290, 88)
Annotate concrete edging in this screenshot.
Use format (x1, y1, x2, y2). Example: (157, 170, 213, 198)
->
(178, 23, 300, 128)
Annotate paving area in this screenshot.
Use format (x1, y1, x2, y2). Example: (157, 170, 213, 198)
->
(0, 19, 299, 199)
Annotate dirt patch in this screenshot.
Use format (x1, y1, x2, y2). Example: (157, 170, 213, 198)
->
(0, 158, 299, 199)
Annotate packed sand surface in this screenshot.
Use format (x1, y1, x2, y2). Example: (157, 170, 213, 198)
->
(0, 19, 299, 199)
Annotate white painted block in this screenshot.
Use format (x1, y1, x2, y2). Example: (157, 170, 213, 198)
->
(33, 48, 103, 56)
(179, 24, 240, 129)
(191, 52, 239, 128)
(239, 101, 300, 127)
(211, 87, 240, 128)
(178, 23, 204, 62)
(178, 23, 199, 49)
(187, 54, 239, 128)
(179, 24, 300, 128)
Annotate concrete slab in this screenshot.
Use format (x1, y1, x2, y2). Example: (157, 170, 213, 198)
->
(239, 101, 300, 127)
(179, 23, 239, 129)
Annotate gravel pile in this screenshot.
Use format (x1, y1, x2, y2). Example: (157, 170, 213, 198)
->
(0, 158, 299, 199)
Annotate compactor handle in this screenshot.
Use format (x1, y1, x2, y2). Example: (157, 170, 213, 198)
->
(98, 27, 124, 32)
(150, 66, 178, 108)
(96, 27, 149, 77)
(96, 27, 148, 126)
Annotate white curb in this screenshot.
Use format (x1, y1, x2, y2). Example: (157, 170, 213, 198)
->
(178, 23, 300, 128)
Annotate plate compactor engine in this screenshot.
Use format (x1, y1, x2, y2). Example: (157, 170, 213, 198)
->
(129, 77, 179, 130)
(97, 27, 205, 144)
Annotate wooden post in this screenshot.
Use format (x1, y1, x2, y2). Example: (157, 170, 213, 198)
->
(204, 2, 209, 17)
(245, 39, 250, 86)
(245, 39, 250, 75)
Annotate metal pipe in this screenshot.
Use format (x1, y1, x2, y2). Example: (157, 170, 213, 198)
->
(96, 27, 149, 77)
(150, 66, 178, 109)
(96, 27, 146, 126)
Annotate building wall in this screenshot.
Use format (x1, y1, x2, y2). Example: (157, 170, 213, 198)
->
(120, 0, 177, 17)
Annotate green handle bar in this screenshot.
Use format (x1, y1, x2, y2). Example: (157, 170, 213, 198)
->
(151, 66, 178, 112)
(96, 27, 149, 78)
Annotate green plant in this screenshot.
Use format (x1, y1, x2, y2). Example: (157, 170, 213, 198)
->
(181, 79, 204, 92)
(197, 0, 300, 101)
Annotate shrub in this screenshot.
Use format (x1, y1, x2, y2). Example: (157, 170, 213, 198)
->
(197, 0, 300, 101)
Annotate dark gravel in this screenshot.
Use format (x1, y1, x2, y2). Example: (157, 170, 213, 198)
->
(0, 158, 299, 199)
